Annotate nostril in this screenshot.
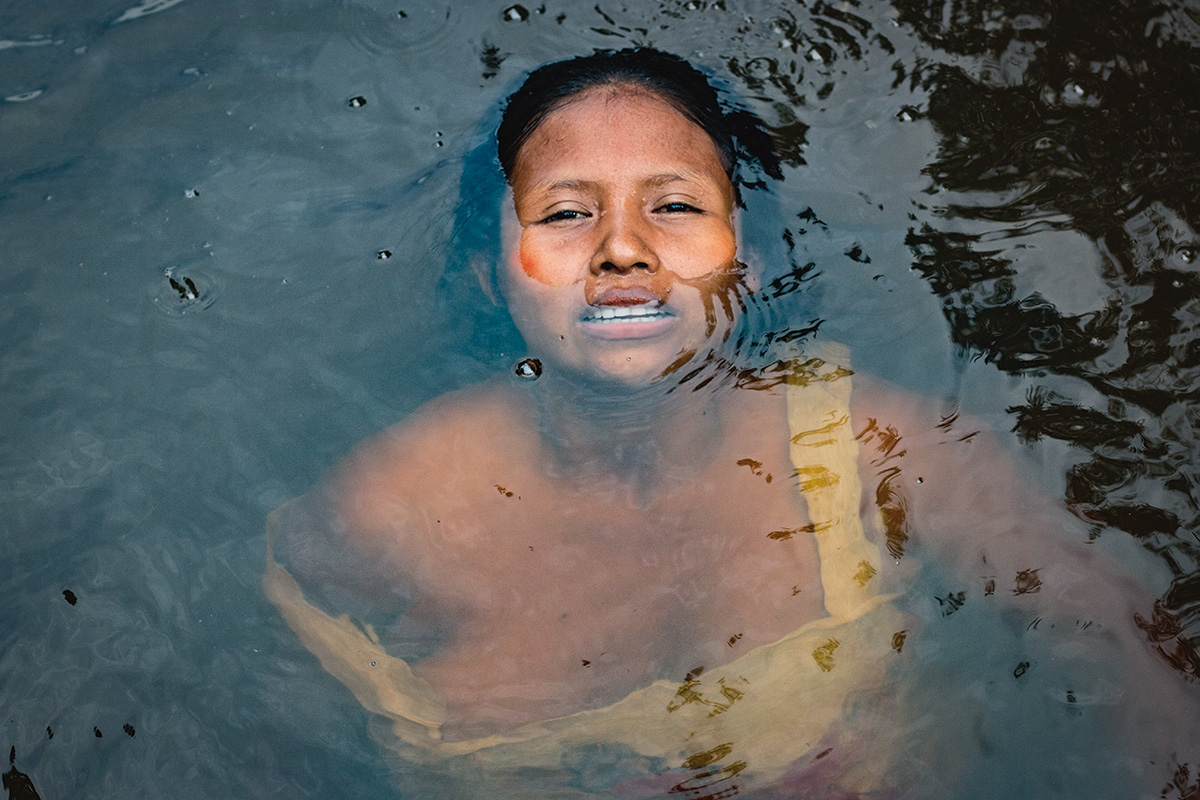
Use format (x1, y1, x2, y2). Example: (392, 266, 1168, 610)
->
(600, 260, 652, 273)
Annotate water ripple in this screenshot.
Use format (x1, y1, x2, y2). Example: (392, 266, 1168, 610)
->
(338, 0, 457, 57)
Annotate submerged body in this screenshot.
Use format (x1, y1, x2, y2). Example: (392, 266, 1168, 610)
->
(269, 351, 921, 796)
(334, 379, 823, 736)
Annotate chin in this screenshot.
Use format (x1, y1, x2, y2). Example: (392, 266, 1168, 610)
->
(566, 348, 704, 392)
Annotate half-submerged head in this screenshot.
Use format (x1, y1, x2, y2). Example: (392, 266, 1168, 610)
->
(493, 48, 781, 388)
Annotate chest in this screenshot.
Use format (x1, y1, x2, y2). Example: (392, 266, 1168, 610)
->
(402, 457, 828, 729)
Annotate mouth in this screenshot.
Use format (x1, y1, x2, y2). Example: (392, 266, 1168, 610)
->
(581, 304, 674, 325)
(579, 297, 676, 340)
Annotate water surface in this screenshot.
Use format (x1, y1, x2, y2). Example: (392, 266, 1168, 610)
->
(2, 0, 1198, 797)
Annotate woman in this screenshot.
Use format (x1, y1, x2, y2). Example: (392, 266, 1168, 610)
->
(266, 49, 1194, 798)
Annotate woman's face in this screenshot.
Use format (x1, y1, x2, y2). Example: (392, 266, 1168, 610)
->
(499, 87, 743, 387)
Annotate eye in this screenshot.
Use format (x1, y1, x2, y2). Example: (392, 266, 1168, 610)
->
(538, 208, 591, 224)
(655, 201, 703, 214)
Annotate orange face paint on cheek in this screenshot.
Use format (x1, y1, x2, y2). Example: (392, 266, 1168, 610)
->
(516, 232, 582, 287)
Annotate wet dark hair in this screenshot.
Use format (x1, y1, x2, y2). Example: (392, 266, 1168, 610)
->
(496, 48, 782, 193)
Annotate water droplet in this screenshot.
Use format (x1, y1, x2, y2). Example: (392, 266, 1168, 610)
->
(184, 188, 199, 198)
(515, 358, 542, 379)
(370, 661, 377, 667)
(503, 4, 529, 21)
(915, 477, 923, 484)
(377, 249, 392, 260)
(5, 89, 44, 103)
(1178, 246, 1196, 265)
(348, 96, 367, 108)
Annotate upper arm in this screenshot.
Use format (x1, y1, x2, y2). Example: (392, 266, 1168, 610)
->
(267, 425, 430, 623)
(850, 376, 1152, 627)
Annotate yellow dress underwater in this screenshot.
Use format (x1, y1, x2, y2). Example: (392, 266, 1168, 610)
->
(264, 348, 918, 798)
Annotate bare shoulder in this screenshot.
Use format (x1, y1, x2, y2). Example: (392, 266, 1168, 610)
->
(330, 379, 536, 538)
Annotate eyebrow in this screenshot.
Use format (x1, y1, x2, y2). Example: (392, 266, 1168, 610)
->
(538, 172, 708, 194)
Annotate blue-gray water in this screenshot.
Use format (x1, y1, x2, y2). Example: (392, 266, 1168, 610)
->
(3, 0, 1197, 797)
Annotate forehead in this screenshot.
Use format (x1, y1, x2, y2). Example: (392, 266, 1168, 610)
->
(510, 88, 730, 189)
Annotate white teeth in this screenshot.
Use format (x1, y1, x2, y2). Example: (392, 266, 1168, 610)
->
(584, 305, 669, 323)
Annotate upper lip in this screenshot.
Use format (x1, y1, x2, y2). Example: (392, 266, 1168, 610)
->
(587, 288, 666, 308)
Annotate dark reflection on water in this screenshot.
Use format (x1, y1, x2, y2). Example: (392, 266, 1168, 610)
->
(900, 0, 1200, 676)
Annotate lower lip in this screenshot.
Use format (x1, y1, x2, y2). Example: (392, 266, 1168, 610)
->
(579, 310, 676, 340)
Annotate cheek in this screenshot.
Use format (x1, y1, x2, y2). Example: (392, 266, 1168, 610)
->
(664, 227, 738, 278)
(514, 231, 580, 288)
(500, 259, 572, 339)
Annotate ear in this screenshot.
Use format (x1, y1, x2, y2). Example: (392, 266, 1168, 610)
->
(733, 206, 762, 292)
(470, 254, 501, 306)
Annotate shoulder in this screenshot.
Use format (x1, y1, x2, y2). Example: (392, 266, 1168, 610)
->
(329, 379, 537, 535)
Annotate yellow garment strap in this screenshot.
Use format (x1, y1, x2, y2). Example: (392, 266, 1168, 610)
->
(264, 505, 449, 742)
(786, 342, 884, 619)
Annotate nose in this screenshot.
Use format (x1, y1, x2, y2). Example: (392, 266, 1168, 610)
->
(590, 207, 659, 275)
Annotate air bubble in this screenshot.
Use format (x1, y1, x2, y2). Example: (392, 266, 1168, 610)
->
(348, 96, 367, 108)
(515, 358, 542, 379)
(503, 4, 529, 21)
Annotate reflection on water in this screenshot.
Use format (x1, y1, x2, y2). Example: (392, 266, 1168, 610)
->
(1, 0, 1197, 797)
(902, 0, 1200, 678)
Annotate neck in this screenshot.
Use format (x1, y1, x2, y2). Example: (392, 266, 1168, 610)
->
(523, 367, 727, 500)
